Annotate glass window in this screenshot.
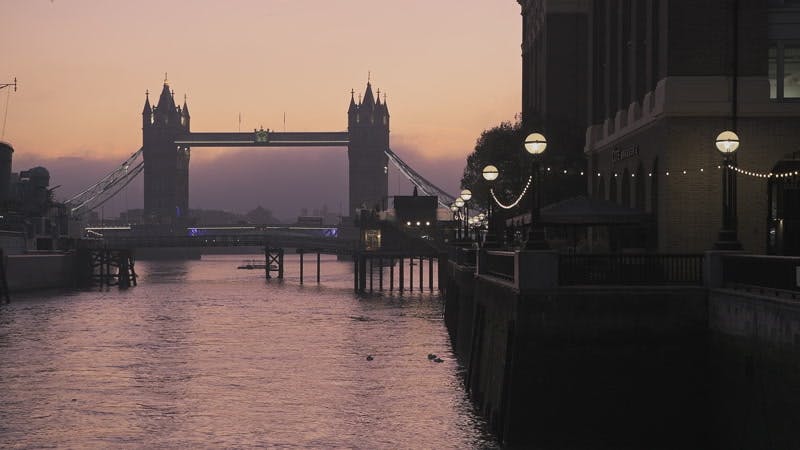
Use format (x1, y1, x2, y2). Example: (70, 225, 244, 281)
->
(770, 41, 800, 101)
(784, 45, 800, 98)
(769, 45, 778, 99)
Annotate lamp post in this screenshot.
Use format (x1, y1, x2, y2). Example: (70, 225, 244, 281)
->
(482, 165, 499, 247)
(714, 130, 742, 250)
(460, 189, 472, 241)
(450, 203, 461, 240)
(524, 133, 549, 250)
(454, 197, 465, 241)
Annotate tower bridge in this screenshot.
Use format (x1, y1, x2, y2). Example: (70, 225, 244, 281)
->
(65, 77, 457, 224)
(141, 77, 388, 225)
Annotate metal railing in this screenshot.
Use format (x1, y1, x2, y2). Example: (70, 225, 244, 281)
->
(485, 250, 515, 281)
(723, 254, 800, 293)
(559, 254, 704, 286)
(448, 246, 477, 267)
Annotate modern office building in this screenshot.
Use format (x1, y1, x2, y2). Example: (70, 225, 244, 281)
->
(518, 0, 800, 254)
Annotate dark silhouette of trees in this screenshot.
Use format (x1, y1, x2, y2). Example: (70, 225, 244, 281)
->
(460, 120, 530, 210)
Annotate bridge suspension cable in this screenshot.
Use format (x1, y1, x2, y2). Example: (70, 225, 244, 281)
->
(385, 148, 456, 208)
(65, 147, 144, 217)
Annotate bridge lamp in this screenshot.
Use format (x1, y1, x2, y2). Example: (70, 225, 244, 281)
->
(714, 130, 742, 250)
(524, 132, 549, 250)
(454, 197, 465, 208)
(460, 189, 472, 201)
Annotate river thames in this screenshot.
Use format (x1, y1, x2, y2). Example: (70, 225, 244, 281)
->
(0, 255, 497, 448)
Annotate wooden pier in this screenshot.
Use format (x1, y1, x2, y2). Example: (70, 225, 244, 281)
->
(352, 252, 444, 293)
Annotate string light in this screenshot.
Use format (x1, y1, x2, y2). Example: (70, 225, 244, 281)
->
(490, 176, 533, 210)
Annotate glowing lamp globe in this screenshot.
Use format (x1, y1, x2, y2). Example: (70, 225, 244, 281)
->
(478, 213, 486, 221)
(715, 131, 740, 154)
(460, 189, 472, 201)
(524, 133, 547, 155)
(482, 165, 499, 181)
(450, 205, 459, 212)
(454, 198, 465, 208)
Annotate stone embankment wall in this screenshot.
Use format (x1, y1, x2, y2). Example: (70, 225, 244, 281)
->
(444, 271, 709, 447)
(445, 251, 800, 448)
(6, 253, 77, 292)
(708, 289, 800, 450)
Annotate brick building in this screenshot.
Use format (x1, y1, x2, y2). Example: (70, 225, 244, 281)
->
(518, 0, 800, 254)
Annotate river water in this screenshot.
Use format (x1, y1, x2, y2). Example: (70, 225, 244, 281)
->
(0, 255, 497, 448)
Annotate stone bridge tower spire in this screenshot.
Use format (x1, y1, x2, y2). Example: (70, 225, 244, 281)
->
(347, 79, 389, 216)
(142, 77, 191, 224)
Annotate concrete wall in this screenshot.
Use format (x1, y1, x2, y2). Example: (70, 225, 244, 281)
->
(0, 232, 27, 255)
(6, 253, 77, 292)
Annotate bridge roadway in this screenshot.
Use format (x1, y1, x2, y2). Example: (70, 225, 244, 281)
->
(87, 232, 357, 255)
(174, 131, 349, 147)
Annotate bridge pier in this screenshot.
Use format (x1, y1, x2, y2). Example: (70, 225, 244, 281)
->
(80, 248, 137, 289)
(264, 247, 284, 280)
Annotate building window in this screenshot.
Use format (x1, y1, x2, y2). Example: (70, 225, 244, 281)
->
(769, 41, 800, 100)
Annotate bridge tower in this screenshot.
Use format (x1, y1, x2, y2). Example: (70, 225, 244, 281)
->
(347, 81, 389, 216)
(141, 77, 191, 225)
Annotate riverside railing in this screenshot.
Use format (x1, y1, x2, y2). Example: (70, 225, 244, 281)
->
(448, 245, 477, 267)
(722, 254, 800, 293)
(558, 254, 704, 286)
(485, 251, 515, 281)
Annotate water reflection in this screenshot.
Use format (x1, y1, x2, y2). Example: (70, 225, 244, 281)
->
(0, 256, 496, 448)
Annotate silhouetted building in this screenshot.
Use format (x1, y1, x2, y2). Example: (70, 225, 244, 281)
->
(142, 76, 190, 225)
(394, 195, 438, 229)
(518, 0, 800, 254)
(348, 82, 390, 216)
(518, 0, 589, 204)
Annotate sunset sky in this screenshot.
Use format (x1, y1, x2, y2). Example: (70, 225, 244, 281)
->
(0, 0, 521, 219)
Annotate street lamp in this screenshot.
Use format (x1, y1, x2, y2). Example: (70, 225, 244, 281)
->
(450, 203, 461, 240)
(714, 130, 742, 250)
(459, 189, 472, 241)
(482, 165, 499, 247)
(524, 132, 549, 250)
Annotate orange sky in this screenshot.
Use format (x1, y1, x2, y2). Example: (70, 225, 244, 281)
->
(1, 0, 520, 163)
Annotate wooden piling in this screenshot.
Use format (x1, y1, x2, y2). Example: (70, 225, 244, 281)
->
(316, 252, 321, 283)
(389, 257, 394, 291)
(299, 249, 304, 284)
(419, 256, 423, 291)
(369, 257, 374, 292)
(399, 257, 404, 292)
(353, 254, 359, 291)
(378, 257, 383, 291)
(409, 256, 414, 292)
(0, 249, 9, 302)
(358, 254, 367, 292)
(428, 256, 434, 291)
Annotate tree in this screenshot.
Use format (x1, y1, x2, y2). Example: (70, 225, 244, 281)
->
(460, 120, 530, 211)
